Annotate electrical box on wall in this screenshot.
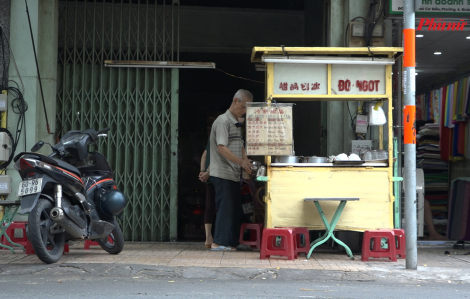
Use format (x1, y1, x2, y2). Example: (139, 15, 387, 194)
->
(348, 22, 385, 47)
(350, 140, 373, 155)
(0, 93, 7, 111)
(349, 22, 366, 47)
(0, 132, 11, 162)
(0, 175, 11, 195)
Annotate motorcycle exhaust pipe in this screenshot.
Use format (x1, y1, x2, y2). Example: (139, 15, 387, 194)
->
(50, 207, 85, 239)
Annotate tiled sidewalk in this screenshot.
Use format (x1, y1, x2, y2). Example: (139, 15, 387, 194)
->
(1, 242, 470, 272)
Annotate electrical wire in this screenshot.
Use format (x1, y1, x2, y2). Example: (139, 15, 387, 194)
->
(346, 101, 357, 131)
(365, 0, 386, 47)
(215, 68, 264, 84)
(25, 0, 51, 134)
(0, 85, 28, 170)
(3, 32, 25, 94)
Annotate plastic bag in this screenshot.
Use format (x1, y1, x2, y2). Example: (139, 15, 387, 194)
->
(368, 102, 387, 126)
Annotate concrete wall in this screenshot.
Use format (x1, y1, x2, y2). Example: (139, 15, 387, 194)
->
(179, 6, 305, 53)
(326, 0, 386, 156)
(7, 0, 59, 201)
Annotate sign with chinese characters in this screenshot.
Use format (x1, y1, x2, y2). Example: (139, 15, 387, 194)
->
(246, 103, 294, 156)
(331, 64, 386, 95)
(273, 64, 327, 95)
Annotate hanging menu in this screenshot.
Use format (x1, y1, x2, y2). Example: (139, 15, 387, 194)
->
(245, 103, 294, 156)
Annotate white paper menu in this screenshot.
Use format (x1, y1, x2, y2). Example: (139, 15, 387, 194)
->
(245, 103, 294, 156)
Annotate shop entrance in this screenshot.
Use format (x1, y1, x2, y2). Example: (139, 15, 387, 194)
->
(174, 1, 328, 241)
(176, 52, 264, 240)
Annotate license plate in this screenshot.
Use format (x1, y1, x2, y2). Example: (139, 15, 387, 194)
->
(17, 178, 43, 196)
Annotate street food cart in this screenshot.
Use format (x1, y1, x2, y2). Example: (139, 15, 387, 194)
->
(248, 47, 403, 242)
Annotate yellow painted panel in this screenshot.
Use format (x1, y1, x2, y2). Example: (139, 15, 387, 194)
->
(267, 168, 392, 231)
(251, 47, 403, 62)
(269, 94, 389, 100)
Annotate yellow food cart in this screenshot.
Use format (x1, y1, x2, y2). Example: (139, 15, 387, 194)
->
(249, 47, 403, 258)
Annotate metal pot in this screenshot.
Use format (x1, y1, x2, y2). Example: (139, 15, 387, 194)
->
(302, 156, 327, 163)
(273, 156, 301, 163)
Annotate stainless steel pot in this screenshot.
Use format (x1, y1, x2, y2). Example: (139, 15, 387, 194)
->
(301, 156, 327, 163)
(273, 156, 301, 163)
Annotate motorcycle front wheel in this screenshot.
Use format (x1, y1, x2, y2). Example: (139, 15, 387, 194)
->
(97, 220, 124, 254)
(27, 198, 65, 264)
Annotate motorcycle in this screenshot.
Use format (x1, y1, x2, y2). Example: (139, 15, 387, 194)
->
(13, 127, 127, 264)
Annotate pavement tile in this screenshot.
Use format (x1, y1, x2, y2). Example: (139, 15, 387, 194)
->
(1, 242, 470, 275)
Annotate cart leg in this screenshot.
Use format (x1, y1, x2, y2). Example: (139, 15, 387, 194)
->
(307, 201, 354, 260)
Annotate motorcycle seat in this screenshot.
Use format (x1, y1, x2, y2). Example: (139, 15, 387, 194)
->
(19, 152, 82, 177)
(51, 158, 81, 176)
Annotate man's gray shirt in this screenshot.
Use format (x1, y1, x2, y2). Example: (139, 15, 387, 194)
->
(209, 110, 244, 182)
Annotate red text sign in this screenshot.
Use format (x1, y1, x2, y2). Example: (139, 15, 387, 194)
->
(278, 82, 321, 91)
(337, 79, 381, 92)
(331, 64, 385, 95)
(417, 18, 468, 31)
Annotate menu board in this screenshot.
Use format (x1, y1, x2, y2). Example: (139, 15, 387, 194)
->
(245, 103, 294, 156)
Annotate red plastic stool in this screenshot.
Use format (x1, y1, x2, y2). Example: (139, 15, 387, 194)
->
(84, 236, 113, 249)
(377, 228, 406, 258)
(361, 230, 397, 262)
(239, 223, 264, 249)
(25, 241, 70, 254)
(1, 221, 28, 249)
(275, 227, 310, 256)
(260, 228, 297, 260)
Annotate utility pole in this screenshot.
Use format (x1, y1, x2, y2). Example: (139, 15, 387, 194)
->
(403, 0, 417, 270)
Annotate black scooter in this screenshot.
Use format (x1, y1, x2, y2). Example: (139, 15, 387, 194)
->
(13, 128, 127, 264)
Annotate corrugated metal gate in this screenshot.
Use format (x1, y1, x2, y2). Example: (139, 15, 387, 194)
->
(56, 0, 179, 241)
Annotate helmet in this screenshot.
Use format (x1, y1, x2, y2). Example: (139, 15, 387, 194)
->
(99, 190, 127, 216)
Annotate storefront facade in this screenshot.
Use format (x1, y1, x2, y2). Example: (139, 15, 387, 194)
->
(1, 0, 469, 242)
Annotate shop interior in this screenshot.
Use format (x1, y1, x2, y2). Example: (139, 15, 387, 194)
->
(175, 0, 324, 240)
(412, 23, 470, 242)
(177, 52, 264, 240)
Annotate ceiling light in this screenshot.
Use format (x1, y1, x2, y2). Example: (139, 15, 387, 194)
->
(415, 73, 418, 75)
(255, 64, 266, 72)
(467, 36, 470, 39)
(416, 34, 424, 38)
(104, 60, 216, 69)
(262, 56, 395, 65)
(434, 52, 442, 55)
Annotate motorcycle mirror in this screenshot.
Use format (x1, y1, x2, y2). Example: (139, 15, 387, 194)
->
(31, 141, 44, 152)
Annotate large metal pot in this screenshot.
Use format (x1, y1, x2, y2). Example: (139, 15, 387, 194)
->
(273, 156, 301, 163)
(302, 156, 327, 163)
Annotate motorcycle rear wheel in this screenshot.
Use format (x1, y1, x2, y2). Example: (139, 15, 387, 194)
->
(97, 220, 124, 254)
(28, 198, 65, 264)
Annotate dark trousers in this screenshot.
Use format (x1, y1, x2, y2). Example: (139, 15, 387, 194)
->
(211, 177, 242, 247)
(204, 182, 216, 224)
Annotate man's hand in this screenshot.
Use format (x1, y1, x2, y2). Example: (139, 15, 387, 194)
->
(218, 145, 252, 173)
(199, 171, 210, 182)
(240, 158, 252, 174)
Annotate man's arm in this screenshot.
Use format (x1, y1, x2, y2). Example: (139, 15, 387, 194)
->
(242, 147, 247, 160)
(218, 145, 252, 173)
(200, 150, 207, 172)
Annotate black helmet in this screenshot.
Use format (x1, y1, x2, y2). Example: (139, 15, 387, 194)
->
(99, 190, 127, 216)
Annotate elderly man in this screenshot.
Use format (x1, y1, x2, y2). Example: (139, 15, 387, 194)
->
(209, 89, 253, 251)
